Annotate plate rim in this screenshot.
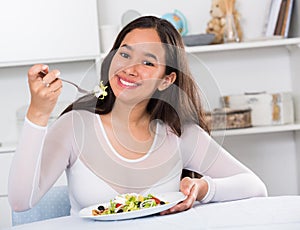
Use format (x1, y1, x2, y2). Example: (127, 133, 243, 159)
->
(79, 191, 186, 221)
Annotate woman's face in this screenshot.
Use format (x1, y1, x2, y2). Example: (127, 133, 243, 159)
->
(109, 28, 175, 104)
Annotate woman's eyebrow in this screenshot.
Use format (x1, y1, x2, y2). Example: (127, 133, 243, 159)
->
(144, 52, 158, 61)
(121, 44, 133, 51)
(121, 44, 158, 61)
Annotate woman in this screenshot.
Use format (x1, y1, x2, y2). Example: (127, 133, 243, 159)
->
(8, 16, 267, 216)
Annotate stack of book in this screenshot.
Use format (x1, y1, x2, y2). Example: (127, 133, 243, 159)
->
(265, 0, 295, 38)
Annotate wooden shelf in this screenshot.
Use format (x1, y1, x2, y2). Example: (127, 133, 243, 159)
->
(212, 123, 300, 137)
(185, 37, 300, 54)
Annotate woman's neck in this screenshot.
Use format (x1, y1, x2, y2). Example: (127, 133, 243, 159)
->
(100, 99, 154, 156)
(111, 99, 150, 127)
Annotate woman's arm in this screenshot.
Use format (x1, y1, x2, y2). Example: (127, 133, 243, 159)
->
(8, 64, 71, 211)
(182, 124, 267, 201)
(8, 112, 75, 212)
(162, 124, 267, 215)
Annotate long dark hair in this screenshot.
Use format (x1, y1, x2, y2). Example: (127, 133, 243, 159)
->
(61, 16, 210, 136)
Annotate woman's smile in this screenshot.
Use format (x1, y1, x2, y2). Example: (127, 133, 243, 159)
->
(117, 76, 141, 89)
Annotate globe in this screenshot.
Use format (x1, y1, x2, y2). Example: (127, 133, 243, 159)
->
(161, 9, 188, 36)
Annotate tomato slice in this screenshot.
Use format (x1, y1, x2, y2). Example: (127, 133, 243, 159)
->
(115, 203, 122, 208)
(151, 197, 161, 204)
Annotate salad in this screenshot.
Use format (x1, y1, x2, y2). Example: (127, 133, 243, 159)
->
(92, 193, 167, 216)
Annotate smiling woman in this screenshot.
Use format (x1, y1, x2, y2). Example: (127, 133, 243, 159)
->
(8, 16, 267, 219)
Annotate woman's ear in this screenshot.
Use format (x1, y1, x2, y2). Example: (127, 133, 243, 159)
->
(158, 72, 177, 91)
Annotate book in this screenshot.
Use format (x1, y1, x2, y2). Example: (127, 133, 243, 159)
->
(265, 0, 283, 37)
(281, 0, 294, 37)
(274, 0, 287, 35)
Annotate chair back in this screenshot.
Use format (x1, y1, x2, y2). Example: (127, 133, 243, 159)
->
(12, 186, 71, 226)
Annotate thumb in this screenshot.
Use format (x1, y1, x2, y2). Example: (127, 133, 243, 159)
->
(180, 177, 195, 196)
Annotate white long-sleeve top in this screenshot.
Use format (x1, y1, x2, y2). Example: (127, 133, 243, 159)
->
(8, 110, 267, 215)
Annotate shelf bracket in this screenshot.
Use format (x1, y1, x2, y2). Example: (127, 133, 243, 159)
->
(286, 44, 300, 53)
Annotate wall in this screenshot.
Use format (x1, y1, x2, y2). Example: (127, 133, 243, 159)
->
(215, 133, 298, 196)
(0, 0, 100, 65)
(97, 0, 272, 40)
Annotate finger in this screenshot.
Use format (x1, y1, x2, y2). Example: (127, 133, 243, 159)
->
(47, 87, 62, 99)
(160, 200, 192, 215)
(48, 78, 63, 93)
(28, 64, 49, 81)
(40, 70, 61, 90)
(173, 185, 197, 211)
(41, 70, 61, 87)
(160, 184, 198, 216)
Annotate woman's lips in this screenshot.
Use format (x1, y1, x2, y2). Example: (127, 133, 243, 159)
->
(117, 76, 140, 88)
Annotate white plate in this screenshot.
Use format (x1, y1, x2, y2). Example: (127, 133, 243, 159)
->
(79, 192, 186, 221)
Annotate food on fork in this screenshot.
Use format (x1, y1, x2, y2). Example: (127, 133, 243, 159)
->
(38, 70, 108, 99)
(92, 193, 168, 216)
(94, 81, 108, 99)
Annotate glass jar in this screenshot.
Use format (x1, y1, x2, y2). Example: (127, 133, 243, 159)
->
(223, 14, 240, 43)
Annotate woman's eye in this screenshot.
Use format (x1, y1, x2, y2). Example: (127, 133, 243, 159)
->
(120, 52, 130, 59)
(143, 60, 154, 67)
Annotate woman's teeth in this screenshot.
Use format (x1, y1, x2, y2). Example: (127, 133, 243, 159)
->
(120, 78, 138, 87)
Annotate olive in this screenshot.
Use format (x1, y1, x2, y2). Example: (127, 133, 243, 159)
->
(160, 201, 165, 205)
(97, 205, 105, 211)
(117, 209, 123, 213)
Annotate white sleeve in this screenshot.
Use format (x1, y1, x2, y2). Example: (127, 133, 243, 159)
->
(8, 113, 76, 211)
(181, 124, 268, 203)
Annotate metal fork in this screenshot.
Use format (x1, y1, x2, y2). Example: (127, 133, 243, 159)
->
(39, 71, 93, 94)
(60, 78, 93, 94)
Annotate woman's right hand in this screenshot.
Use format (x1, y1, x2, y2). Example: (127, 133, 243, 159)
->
(26, 64, 63, 126)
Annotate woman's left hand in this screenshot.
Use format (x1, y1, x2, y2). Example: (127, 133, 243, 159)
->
(160, 177, 208, 215)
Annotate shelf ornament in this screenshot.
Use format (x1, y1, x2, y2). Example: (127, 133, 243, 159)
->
(206, 0, 243, 44)
(162, 9, 188, 36)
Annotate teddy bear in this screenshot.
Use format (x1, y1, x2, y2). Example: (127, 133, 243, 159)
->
(206, 0, 243, 44)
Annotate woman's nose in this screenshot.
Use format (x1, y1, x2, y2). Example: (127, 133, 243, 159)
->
(123, 64, 138, 77)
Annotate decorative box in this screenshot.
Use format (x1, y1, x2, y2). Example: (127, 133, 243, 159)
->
(205, 108, 252, 130)
(223, 92, 294, 126)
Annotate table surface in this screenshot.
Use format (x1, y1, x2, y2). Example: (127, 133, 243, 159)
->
(6, 196, 300, 230)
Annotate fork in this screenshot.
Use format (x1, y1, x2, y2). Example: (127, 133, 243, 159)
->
(60, 78, 93, 94)
(39, 71, 94, 95)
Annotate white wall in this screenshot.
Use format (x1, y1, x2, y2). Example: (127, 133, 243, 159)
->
(97, 0, 272, 40)
(215, 133, 299, 196)
(0, 0, 100, 65)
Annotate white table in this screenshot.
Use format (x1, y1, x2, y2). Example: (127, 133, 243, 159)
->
(5, 196, 300, 230)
